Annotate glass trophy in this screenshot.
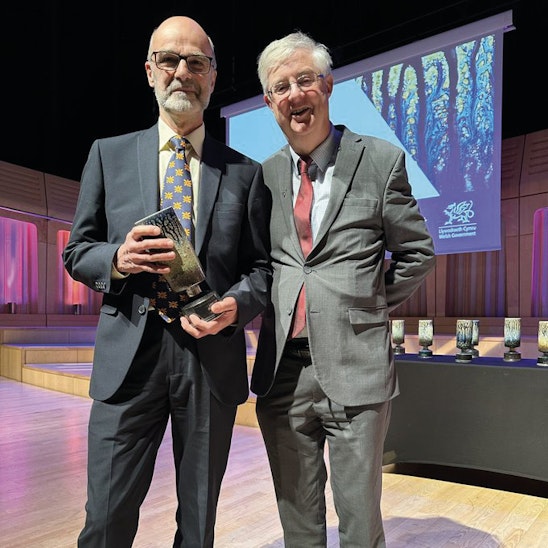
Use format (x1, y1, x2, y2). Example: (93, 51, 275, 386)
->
(455, 319, 473, 363)
(538, 321, 548, 367)
(418, 319, 434, 358)
(503, 317, 521, 362)
(471, 319, 480, 357)
(391, 319, 405, 355)
(135, 206, 221, 321)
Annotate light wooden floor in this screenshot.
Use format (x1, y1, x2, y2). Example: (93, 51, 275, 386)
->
(1, 377, 547, 548)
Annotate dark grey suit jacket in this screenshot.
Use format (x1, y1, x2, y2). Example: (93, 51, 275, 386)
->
(63, 124, 272, 405)
(252, 125, 435, 406)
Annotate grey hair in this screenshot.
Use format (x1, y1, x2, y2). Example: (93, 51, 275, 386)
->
(257, 31, 333, 94)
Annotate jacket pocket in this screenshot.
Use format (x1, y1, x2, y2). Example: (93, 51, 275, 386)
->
(348, 307, 388, 326)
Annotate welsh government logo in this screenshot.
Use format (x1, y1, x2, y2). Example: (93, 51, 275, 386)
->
(443, 200, 475, 225)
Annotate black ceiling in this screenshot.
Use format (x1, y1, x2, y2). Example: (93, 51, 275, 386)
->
(2, 0, 545, 182)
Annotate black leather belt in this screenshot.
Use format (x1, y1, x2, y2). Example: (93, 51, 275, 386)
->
(283, 338, 311, 360)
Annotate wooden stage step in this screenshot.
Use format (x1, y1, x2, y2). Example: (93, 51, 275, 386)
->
(21, 361, 94, 399)
(1, 341, 259, 427)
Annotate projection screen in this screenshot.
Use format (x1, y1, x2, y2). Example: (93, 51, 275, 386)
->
(221, 11, 515, 255)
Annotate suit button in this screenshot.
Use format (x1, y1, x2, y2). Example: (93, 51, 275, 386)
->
(138, 304, 147, 315)
(304, 266, 312, 273)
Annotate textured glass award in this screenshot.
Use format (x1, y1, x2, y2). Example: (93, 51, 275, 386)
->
(135, 206, 221, 321)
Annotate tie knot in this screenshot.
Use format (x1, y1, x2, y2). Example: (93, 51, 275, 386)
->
(299, 156, 312, 176)
(170, 135, 188, 152)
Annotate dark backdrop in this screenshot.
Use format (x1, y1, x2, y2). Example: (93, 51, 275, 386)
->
(1, 0, 545, 183)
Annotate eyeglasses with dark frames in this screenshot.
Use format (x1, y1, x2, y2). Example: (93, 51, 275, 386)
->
(151, 51, 214, 74)
(267, 72, 324, 100)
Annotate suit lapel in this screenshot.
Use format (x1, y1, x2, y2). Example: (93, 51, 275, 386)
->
(280, 153, 304, 257)
(195, 136, 222, 255)
(137, 126, 161, 217)
(313, 132, 364, 251)
(268, 149, 305, 258)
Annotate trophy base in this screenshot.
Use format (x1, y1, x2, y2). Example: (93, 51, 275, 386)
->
(418, 347, 433, 359)
(503, 349, 521, 362)
(182, 291, 221, 322)
(455, 351, 473, 363)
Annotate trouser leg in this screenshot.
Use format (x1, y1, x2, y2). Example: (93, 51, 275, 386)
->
(256, 355, 328, 548)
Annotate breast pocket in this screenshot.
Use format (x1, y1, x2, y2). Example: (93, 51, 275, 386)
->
(336, 198, 381, 245)
(213, 202, 244, 222)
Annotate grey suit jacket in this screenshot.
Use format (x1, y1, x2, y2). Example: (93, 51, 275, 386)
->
(63, 124, 272, 405)
(251, 125, 435, 406)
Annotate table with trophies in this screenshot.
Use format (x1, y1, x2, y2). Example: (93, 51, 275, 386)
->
(383, 319, 548, 483)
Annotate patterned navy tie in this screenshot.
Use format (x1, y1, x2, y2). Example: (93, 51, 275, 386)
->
(151, 135, 194, 322)
(163, 136, 194, 240)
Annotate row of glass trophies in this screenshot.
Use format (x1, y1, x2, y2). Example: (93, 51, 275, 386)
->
(390, 318, 548, 366)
